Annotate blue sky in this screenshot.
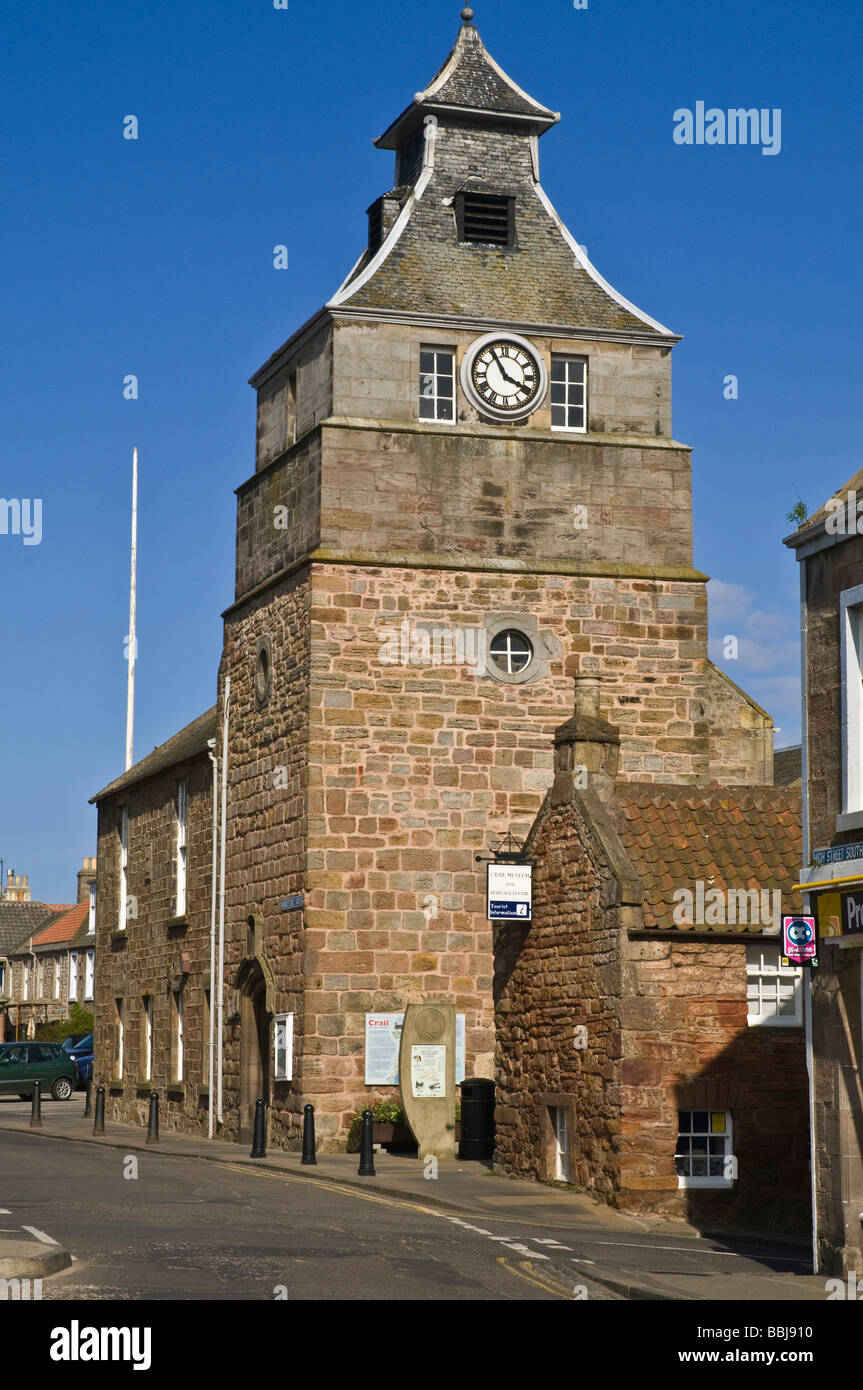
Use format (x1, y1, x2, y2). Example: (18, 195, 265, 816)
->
(1, 0, 859, 902)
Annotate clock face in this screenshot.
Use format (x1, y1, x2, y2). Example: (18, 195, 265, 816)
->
(461, 332, 547, 422)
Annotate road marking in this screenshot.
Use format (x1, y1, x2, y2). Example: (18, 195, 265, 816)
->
(22, 1225, 58, 1245)
(571, 1258, 596, 1265)
(592, 1240, 808, 1264)
(0, 1208, 10, 1214)
(497, 1257, 569, 1300)
(534, 1238, 572, 1249)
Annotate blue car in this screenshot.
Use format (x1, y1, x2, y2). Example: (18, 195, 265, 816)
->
(66, 1033, 93, 1088)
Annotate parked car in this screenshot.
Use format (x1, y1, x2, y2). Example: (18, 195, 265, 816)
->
(66, 1033, 94, 1087)
(0, 1042, 77, 1100)
(60, 1034, 89, 1052)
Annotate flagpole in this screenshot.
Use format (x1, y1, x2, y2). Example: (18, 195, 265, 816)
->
(125, 446, 138, 771)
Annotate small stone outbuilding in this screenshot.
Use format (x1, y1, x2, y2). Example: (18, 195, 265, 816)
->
(495, 677, 810, 1237)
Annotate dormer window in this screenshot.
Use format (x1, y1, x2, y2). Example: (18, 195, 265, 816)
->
(456, 192, 515, 247)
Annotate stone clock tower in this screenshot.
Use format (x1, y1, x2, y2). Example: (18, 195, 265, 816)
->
(218, 8, 771, 1148)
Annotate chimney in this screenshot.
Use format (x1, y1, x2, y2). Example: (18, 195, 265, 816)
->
(4, 872, 31, 903)
(553, 674, 620, 803)
(77, 856, 97, 905)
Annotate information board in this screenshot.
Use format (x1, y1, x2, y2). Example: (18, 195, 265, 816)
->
(365, 1012, 465, 1085)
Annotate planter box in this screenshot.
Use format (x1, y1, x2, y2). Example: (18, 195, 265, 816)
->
(372, 1122, 462, 1144)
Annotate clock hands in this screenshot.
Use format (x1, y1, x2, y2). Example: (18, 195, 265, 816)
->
(491, 349, 522, 388)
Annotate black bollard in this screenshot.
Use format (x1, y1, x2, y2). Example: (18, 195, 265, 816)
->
(83, 1078, 92, 1118)
(146, 1091, 160, 1145)
(301, 1103, 317, 1166)
(29, 1080, 42, 1129)
(92, 1084, 105, 1135)
(357, 1108, 375, 1177)
(250, 1098, 267, 1158)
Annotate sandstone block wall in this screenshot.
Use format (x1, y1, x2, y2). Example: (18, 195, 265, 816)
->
(219, 570, 310, 1146)
(94, 753, 214, 1135)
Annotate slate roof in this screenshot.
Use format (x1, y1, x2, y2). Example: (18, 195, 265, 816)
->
(0, 902, 67, 956)
(333, 21, 673, 336)
(612, 783, 804, 933)
(91, 706, 218, 803)
(774, 745, 802, 787)
(375, 20, 559, 148)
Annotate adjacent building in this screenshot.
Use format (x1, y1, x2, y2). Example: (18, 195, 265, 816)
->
(786, 469, 863, 1274)
(0, 859, 97, 1040)
(495, 677, 808, 1232)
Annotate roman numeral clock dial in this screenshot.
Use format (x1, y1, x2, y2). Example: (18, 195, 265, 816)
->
(460, 332, 548, 423)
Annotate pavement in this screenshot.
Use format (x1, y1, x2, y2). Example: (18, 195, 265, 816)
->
(0, 1096, 829, 1301)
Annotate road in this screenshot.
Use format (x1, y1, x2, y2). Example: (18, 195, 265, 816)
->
(0, 1129, 620, 1301)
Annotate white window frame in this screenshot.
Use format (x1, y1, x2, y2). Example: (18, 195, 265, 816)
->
(115, 998, 125, 1079)
(676, 1110, 734, 1189)
(746, 942, 802, 1026)
(550, 354, 588, 433)
(177, 992, 183, 1082)
(54, 957, 61, 999)
(419, 347, 456, 423)
(550, 1106, 570, 1182)
(118, 806, 129, 932)
(87, 882, 96, 935)
(22, 960, 29, 1001)
(274, 1012, 294, 1081)
(143, 995, 153, 1080)
(489, 628, 534, 676)
(176, 778, 188, 918)
(68, 951, 78, 1002)
(84, 948, 95, 1002)
(0, 960, 6, 995)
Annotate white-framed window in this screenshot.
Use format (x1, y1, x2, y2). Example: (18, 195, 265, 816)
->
(489, 629, 533, 675)
(176, 778, 188, 917)
(142, 995, 153, 1080)
(87, 881, 96, 935)
(550, 1106, 570, 1182)
(419, 348, 455, 422)
(171, 991, 184, 1083)
(675, 1110, 735, 1188)
(0, 960, 6, 995)
(550, 354, 587, 432)
(84, 948, 95, 1002)
(115, 997, 124, 1079)
(840, 587, 863, 816)
(746, 942, 802, 1026)
(54, 957, 61, 999)
(118, 806, 129, 931)
(22, 960, 29, 1001)
(68, 952, 78, 1002)
(274, 1012, 294, 1081)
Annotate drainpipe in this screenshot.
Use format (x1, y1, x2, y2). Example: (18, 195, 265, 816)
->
(207, 738, 218, 1140)
(217, 677, 231, 1126)
(798, 559, 818, 1275)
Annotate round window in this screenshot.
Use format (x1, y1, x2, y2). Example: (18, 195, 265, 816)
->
(489, 629, 533, 675)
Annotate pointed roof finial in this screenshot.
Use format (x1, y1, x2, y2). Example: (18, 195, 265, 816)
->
(461, 6, 474, 22)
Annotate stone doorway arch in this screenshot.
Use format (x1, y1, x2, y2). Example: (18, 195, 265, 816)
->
(235, 953, 272, 1146)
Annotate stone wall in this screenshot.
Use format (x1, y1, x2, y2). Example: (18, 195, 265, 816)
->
(495, 787, 809, 1234)
(705, 661, 773, 785)
(300, 561, 717, 1145)
(619, 934, 808, 1233)
(219, 569, 311, 1147)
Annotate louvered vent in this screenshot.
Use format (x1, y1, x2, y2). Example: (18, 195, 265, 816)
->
(457, 192, 514, 246)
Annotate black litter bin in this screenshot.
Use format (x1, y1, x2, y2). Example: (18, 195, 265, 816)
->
(458, 1077, 495, 1161)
